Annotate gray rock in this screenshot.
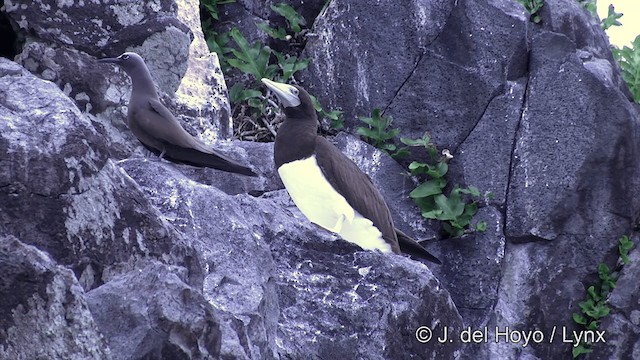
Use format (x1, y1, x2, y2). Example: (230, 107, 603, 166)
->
(301, 0, 527, 151)
(1, 1, 640, 359)
(3, 0, 190, 56)
(119, 158, 462, 359)
(0, 58, 201, 290)
(300, 0, 453, 130)
(86, 261, 221, 360)
(506, 31, 640, 241)
(119, 158, 282, 359)
(15, 41, 134, 158)
(0, 235, 111, 360)
(448, 79, 526, 206)
(298, 1, 640, 359)
(430, 206, 505, 330)
(8, 0, 233, 158)
(495, 32, 639, 358)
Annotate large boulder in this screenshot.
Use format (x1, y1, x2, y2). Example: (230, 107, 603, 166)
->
(0, 235, 111, 359)
(119, 158, 461, 359)
(0, 59, 201, 292)
(86, 261, 221, 360)
(4, 0, 234, 160)
(301, 0, 527, 151)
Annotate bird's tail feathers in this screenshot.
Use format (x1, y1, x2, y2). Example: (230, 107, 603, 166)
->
(396, 228, 442, 265)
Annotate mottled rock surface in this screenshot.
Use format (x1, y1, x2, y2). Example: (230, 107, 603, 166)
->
(119, 159, 460, 359)
(86, 261, 221, 360)
(1, 0, 640, 359)
(0, 236, 111, 359)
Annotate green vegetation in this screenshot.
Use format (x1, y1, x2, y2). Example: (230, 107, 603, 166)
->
(201, 1, 343, 140)
(311, 95, 344, 130)
(577, 0, 597, 16)
(356, 109, 402, 156)
(227, 28, 279, 81)
(600, 4, 622, 31)
(578, 1, 640, 103)
(401, 134, 484, 237)
(200, 0, 235, 20)
(271, 3, 307, 34)
(257, 4, 307, 41)
(516, 0, 543, 23)
(572, 235, 635, 357)
(355, 112, 485, 237)
(614, 36, 640, 103)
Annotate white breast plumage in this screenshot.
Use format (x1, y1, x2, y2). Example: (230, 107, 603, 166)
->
(278, 155, 392, 253)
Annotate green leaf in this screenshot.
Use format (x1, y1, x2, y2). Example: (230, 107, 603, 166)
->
(442, 222, 464, 237)
(330, 116, 344, 130)
(414, 196, 436, 212)
(413, 163, 431, 176)
(273, 51, 310, 81)
(422, 209, 443, 219)
(357, 108, 401, 152)
(617, 35, 640, 103)
(271, 3, 306, 33)
(433, 193, 465, 221)
(229, 83, 262, 104)
(572, 344, 592, 358)
(227, 28, 276, 80)
(381, 143, 396, 152)
(247, 97, 264, 109)
(400, 134, 431, 147)
(475, 221, 487, 232)
(584, 302, 610, 319)
(597, 263, 611, 281)
(201, 0, 236, 20)
(257, 22, 288, 40)
(601, 4, 623, 31)
(579, 299, 595, 314)
(458, 185, 481, 197)
(516, 0, 543, 23)
(310, 94, 323, 112)
(619, 235, 634, 264)
(391, 147, 410, 159)
(572, 312, 587, 325)
(586, 286, 600, 302)
(410, 179, 446, 199)
(425, 162, 448, 179)
(311, 95, 344, 130)
(356, 127, 379, 139)
(456, 202, 478, 226)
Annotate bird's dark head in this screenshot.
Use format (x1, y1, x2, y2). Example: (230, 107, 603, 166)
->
(97, 52, 147, 75)
(261, 78, 316, 121)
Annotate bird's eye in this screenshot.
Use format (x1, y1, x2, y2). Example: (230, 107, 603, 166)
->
(291, 88, 299, 96)
(121, 54, 130, 60)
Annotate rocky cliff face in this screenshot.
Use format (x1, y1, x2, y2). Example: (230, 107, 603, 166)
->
(1, 0, 639, 359)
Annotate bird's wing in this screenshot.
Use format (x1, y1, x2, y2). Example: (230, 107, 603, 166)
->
(143, 99, 210, 152)
(130, 99, 256, 176)
(314, 137, 400, 253)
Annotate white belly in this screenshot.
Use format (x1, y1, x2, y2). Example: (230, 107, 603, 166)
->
(278, 156, 392, 253)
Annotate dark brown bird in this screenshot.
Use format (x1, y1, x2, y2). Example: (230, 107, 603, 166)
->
(98, 52, 257, 176)
(262, 78, 441, 264)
